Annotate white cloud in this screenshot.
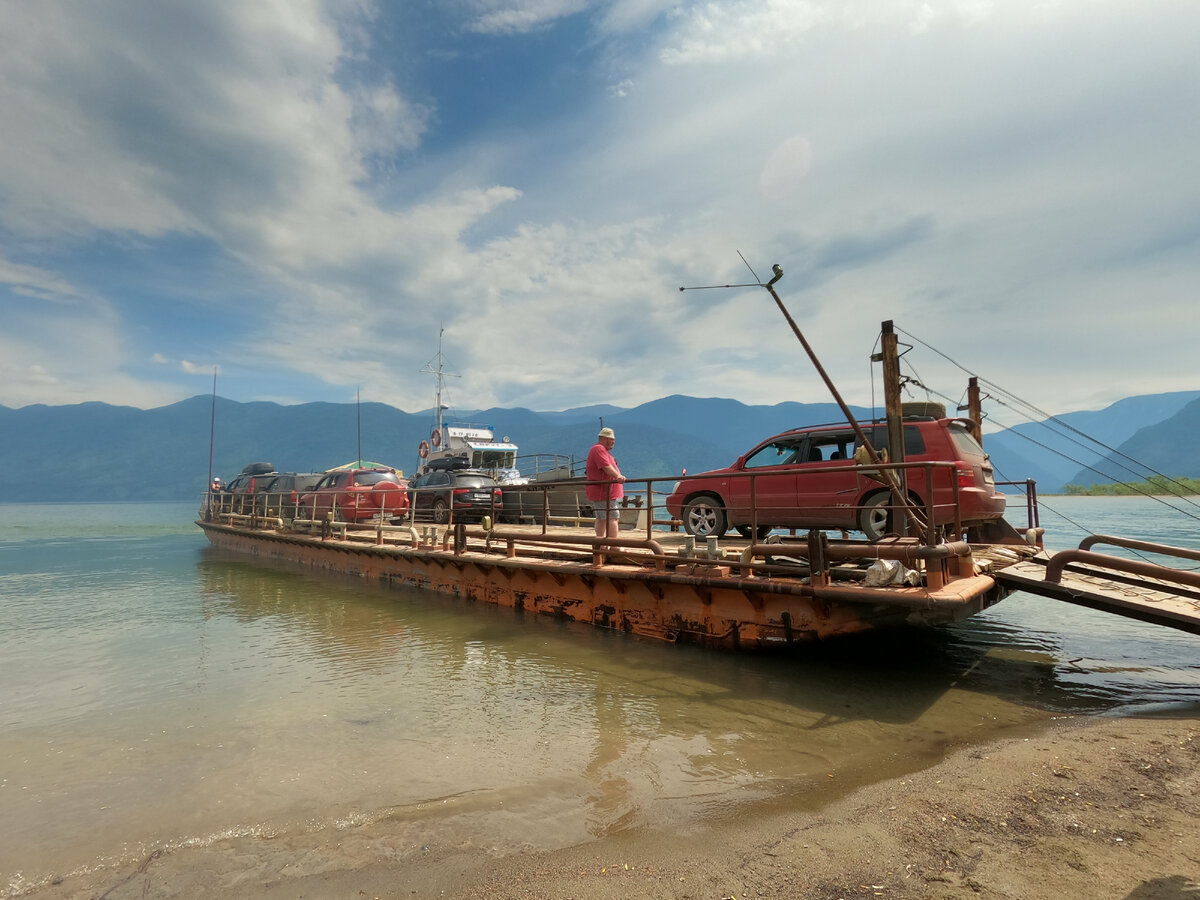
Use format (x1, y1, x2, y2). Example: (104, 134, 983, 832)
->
(465, 0, 592, 34)
(0, 256, 87, 305)
(0, 0, 1198, 421)
(596, 0, 680, 33)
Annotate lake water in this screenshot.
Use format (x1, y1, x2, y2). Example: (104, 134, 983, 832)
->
(3, 496, 1199, 894)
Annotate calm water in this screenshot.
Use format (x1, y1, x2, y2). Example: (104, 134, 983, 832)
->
(2, 497, 1199, 894)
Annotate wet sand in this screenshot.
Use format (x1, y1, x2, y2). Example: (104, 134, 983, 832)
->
(30, 713, 1199, 899)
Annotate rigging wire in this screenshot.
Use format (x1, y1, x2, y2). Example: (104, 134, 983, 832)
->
(863, 322, 1199, 566)
(883, 356, 1172, 549)
(893, 325, 1200, 518)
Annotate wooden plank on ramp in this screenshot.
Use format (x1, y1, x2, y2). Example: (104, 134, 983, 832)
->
(995, 555, 1200, 636)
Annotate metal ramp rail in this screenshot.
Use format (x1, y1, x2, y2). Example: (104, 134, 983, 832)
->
(993, 534, 1200, 635)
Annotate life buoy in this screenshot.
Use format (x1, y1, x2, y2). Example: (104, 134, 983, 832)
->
(430, 429, 442, 448)
(418, 441, 431, 459)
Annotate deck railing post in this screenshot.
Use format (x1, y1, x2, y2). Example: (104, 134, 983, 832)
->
(807, 530, 829, 587)
(926, 463, 938, 545)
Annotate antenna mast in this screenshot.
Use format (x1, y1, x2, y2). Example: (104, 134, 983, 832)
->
(420, 327, 461, 440)
(681, 259, 928, 536)
(207, 368, 217, 488)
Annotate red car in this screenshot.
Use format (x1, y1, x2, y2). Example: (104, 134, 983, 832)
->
(665, 416, 1006, 541)
(298, 467, 410, 523)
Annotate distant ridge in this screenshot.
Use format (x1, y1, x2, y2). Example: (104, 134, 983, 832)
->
(1, 390, 1198, 502)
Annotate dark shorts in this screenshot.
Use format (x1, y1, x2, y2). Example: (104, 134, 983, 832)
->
(591, 497, 619, 520)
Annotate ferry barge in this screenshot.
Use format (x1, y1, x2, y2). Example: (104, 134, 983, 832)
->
(199, 277, 1200, 644)
(196, 500, 1039, 647)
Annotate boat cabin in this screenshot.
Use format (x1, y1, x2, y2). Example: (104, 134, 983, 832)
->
(422, 424, 520, 482)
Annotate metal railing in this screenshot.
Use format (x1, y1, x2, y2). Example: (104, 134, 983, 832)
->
(203, 457, 1023, 555)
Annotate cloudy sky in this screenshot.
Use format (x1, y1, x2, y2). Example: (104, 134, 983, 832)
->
(2, 0, 1197, 424)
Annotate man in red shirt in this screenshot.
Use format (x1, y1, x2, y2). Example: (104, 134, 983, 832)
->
(586, 426, 625, 540)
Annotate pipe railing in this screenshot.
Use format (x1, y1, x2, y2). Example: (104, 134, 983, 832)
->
(200, 487, 1000, 590)
(205, 456, 993, 546)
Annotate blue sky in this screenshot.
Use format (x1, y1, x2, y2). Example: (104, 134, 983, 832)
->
(2, 0, 1197, 425)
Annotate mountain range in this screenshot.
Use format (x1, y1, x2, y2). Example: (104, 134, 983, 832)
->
(2, 390, 1198, 503)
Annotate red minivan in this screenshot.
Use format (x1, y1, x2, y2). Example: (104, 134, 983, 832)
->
(665, 417, 1006, 541)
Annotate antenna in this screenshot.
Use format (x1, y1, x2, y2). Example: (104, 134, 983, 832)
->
(678, 249, 779, 292)
(679, 254, 926, 531)
(207, 368, 217, 505)
(420, 327, 461, 440)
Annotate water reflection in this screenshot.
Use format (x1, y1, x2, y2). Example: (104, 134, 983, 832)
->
(194, 551, 1197, 841)
(184, 544, 1200, 857)
(198, 545, 1200, 729)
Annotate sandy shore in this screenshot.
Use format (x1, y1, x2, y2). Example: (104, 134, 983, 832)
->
(28, 714, 1200, 899)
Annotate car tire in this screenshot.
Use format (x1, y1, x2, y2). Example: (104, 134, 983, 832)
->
(859, 491, 892, 541)
(433, 499, 449, 524)
(734, 524, 772, 540)
(859, 491, 925, 540)
(682, 495, 727, 537)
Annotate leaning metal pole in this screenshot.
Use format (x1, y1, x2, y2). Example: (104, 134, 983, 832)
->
(759, 266, 927, 533)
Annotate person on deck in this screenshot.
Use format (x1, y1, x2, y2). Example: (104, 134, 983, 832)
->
(586, 427, 625, 541)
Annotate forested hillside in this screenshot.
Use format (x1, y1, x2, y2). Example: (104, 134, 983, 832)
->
(2, 390, 1197, 502)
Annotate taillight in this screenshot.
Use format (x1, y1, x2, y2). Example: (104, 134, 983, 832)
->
(955, 461, 975, 487)
(452, 488, 469, 497)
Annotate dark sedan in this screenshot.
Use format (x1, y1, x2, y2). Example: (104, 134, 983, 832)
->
(410, 470, 502, 523)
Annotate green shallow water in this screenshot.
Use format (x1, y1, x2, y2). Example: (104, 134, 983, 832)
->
(1, 499, 1198, 894)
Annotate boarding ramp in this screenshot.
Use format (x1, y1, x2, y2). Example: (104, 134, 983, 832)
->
(993, 534, 1200, 636)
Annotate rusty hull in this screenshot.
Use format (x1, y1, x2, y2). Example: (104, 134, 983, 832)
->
(197, 519, 1009, 648)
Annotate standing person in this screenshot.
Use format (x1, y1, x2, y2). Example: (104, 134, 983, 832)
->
(586, 426, 625, 541)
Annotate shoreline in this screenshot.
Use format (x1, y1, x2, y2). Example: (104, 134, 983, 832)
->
(28, 712, 1199, 899)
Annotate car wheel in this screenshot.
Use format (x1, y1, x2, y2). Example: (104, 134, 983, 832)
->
(682, 495, 727, 537)
(734, 524, 772, 540)
(859, 491, 893, 541)
(433, 499, 449, 524)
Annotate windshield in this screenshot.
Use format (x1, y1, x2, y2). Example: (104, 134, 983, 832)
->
(472, 450, 517, 468)
(947, 422, 988, 460)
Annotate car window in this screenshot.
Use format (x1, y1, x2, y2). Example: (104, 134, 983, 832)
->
(946, 423, 987, 459)
(860, 425, 926, 457)
(804, 435, 853, 462)
(744, 440, 803, 468)
(454, 475, 498, 488)
(353, 471, 399, 486)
